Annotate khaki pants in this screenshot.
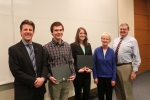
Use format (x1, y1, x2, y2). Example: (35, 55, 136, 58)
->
(48, 81, 71, 100)
(115, 64, 133, 100)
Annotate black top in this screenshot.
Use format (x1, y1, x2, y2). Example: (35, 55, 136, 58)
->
(70, 43, 92, 72)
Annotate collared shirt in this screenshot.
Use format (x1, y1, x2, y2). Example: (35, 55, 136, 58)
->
(22, 39, 34, 56)
(112, 35, 141, 72)
(22, 39, 38, 77)
(43, 39, 75, 77)
(80, 46, 85, 54)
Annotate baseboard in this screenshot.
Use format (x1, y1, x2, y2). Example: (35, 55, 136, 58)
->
(68, 88, 97, 100)
(137, 70, 150, 77)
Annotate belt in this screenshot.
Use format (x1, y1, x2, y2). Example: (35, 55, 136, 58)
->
(116, 62, 132, 66)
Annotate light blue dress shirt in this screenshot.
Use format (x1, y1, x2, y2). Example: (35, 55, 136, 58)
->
(22, 40, 34, 55)
(112, 35, 141, 72)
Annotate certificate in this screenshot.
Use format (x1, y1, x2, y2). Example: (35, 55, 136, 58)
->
(51, 64, 71, 82)
(77, 55, 93, 69)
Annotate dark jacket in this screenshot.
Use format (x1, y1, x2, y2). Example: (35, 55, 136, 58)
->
(8, 41, 48, 100)
(70, 43, 92, 72)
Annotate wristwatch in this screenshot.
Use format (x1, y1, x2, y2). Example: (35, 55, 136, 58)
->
(133, 71, 138, 74)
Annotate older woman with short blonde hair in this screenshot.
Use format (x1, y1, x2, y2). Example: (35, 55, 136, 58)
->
(93, 32, 116, 100)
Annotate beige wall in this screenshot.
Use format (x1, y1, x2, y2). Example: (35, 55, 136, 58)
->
(118, 0, 134, 37)
(0, 0, 134, 100)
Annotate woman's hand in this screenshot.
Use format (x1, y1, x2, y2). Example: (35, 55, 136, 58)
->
(78, 68, 85, 73)
(85, 68, 92, 73)
(94, 78, 98, 84)
(111, 80, 116, 86)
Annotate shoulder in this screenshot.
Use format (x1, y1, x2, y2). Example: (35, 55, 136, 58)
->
(33, 42, 42, 47)
(108, 47, 115, 53)
(88, 43, 91, 45)
(127, 36, 138, 44)
(114, 37, 120, 42)
(63, 41, 70, 46)
(94, 46, 101, 51)
(43, 41, 53, 49)
(129, 36, 137, 41)
(70, 43, 77, 49)
(44, 41, 52, 46)
(9, 41, 21, 50)
(108, 47, 113, 50)
(94, 47, 102, 55)
(87, 43, 91, 47)
(70, 42, 76, 46)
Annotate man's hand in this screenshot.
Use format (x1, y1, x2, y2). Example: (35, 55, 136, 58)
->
(49, 76, 59, 84)
(34, 77, 45, 88)
(68, 75, 75, 81)
(94, 78, 98, 84)
(130, 71, 136, 81)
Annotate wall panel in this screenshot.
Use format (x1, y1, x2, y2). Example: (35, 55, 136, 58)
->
(134, 0, 147, 15)
(148, 2, 150, 53)
(134, 0, 148, 73)
(0, 0, 14, 85)
(147, 45, 150, 58)
(147, 1, 150, 70)
(135, 30, 148, 45)
(147, 59, 150, 70)
(148, 31, 150, 44)
(148, 15, 150, 30)
(134, 14, 147, 30)
(0, 0, 11, 15)
(147, 1, 150, 45)
(147, 15, 150, 30)
(139, 45, 148, 59)
(138, 59, 148, 74)
(147, 2, 150, 15)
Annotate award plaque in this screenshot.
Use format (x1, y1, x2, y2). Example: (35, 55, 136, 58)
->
(77, 55, 93, 69)
(51, 64, 71, 82)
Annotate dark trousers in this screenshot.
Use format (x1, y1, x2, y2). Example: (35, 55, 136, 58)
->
(32, 88, 44, 100)
(73, 72, 91, 100)
(97, 77, 113, 100)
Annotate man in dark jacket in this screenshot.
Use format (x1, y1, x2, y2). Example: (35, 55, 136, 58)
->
(8, 19, 48, 100)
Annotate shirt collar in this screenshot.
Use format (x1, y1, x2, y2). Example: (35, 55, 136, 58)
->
(120, 34, 128, 40)
(22, 39, 33, 46)
(52, 38, 64, 46)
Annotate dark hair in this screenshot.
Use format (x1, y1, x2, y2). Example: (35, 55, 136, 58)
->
(74, 27, 89, 46)
(20, 19, 35, 31)
(120, 23, 130, 30)
(50, 21, 64, 33)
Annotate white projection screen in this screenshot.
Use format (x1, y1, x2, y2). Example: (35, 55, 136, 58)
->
(0, 0, 118, 85)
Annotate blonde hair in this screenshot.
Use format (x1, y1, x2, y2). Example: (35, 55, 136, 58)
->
(101, 32, 111, 42)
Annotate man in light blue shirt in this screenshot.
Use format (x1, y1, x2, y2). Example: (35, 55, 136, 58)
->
(112, 23, 141, 100)
(8, 20, 47, 100)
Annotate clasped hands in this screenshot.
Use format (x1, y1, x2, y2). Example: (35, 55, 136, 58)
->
(49, 75, 75, 84)
(78, 67, 92, 73)
(34, 77, 45, 88)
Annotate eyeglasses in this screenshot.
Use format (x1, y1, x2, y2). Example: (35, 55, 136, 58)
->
(102, 38, 109, 41)
(120, 28, 128, 31)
